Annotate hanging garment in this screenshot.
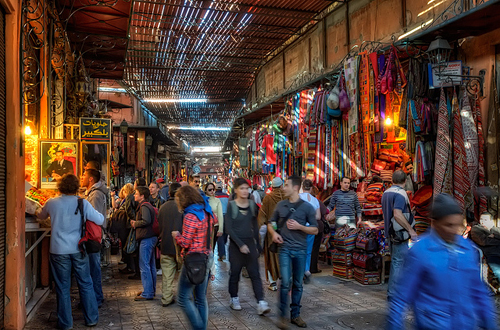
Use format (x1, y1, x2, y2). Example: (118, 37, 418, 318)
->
(486, 68, 500, 214)
(452, 90, 473, 212)
(434, 88, 453, 197)
(262, 134, 276, 165)
(460, 93, 479, 195)
(344, 56, 359, 134)
(473, 94, 488, 217)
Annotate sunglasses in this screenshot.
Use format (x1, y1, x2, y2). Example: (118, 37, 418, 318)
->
(207, 188, 214, 192)
(194, 180, 200, 183)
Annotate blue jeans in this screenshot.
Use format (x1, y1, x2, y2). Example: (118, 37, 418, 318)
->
(388, 241, 409, 300)
(305, 234, 314, 273)
(139, 236, 158, 299)
(279, 248, 307, 319)
(50, 253, 98, 329)
(88, 252, 103, 306)
(217, 233, 228, 258)
(177, 263, 210, 330)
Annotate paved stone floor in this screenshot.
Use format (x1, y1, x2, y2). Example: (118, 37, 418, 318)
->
(25, 253, 499, 330)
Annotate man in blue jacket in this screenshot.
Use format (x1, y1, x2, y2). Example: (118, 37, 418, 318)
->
(386, 194, 496, 330)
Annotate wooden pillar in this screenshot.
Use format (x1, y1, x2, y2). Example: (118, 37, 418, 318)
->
(2, 0, 27, 328)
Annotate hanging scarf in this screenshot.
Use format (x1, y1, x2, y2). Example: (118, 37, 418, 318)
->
(460, 93, 479, 194)
(486, 68, 500, 214)
(434, 88, 453, 197)
(452, 90, 472, 212)
(473, 94, 488, 216)
(344, 56, 359, 134)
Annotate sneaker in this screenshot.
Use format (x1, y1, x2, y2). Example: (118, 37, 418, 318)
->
(156, 269, 162, 276)
(303, 273, 311, 285)
(277, 317, 289, 330)
(257, 300, 271, 315)
(230, 297, 242, 311)
(291, 316, 307, 328)
(268, 282, 278, 291)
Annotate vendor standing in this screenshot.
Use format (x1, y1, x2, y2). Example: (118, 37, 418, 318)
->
(326, 177, 362, 228)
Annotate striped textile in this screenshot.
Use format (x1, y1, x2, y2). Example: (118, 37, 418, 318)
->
(460, 93, 478, 195)
(473, 95, 488, 216)
(433, 88, 453, 197)
(452, 90, 472, 211)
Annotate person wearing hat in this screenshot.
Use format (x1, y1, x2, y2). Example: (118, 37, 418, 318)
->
(387, 194, 496, 330)
(257, 177, 286, 291)
(156, 178, 169, 201)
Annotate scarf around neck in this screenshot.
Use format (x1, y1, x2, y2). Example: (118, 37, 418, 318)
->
(184, 194, 214, 221)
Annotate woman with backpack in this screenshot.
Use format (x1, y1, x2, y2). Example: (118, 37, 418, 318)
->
(131, 186, 158, 301)
(172, 185, 216, 330)
(225, 177, 270, 315)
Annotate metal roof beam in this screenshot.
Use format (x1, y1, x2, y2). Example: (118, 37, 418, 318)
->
(134, 0, 319, 21)
(127, 48, 262, 60)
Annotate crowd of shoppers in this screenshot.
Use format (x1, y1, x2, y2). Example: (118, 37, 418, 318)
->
(35, 168, 497, 330)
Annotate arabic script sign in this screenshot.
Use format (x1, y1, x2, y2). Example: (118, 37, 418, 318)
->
(80, 118, 111, 142)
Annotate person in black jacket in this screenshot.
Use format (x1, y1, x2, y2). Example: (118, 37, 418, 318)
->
(158, 183, 183, 307)
(131, 186, 157, 301)
(225, 178, 270, 315)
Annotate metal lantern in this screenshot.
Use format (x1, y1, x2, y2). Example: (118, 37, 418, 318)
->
(120, 119, 128, 134)
(146, 135, 153, 146)
(427, 36, 452, 68)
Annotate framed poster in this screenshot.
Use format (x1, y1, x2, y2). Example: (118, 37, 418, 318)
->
(40, 140, 78, 189)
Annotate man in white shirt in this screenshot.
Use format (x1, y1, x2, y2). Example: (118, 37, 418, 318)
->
(252, 184, 262, 204)
(299, 179, 321, 283)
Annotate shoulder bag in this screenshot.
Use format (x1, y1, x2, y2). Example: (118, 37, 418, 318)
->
(183, 212, 211, 285)
(269, 199, 305, 253)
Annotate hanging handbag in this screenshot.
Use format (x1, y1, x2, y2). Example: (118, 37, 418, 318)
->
(125, 228, 137, 254)
(183, 212, 211, 285)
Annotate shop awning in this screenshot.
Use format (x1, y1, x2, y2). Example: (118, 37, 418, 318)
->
(99, 100, 132, 109)
(113, 125, 178, 147)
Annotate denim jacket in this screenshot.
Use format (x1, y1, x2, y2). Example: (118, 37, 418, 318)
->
(387, 230, 497, 330)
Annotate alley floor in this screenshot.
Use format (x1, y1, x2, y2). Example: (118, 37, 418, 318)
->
(24, 253, 497, 330)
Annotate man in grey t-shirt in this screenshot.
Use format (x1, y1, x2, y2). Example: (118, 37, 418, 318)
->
(267, 176, 318, 329)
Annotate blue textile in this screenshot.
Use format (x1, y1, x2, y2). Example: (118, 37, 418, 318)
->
(139, 236, 158, 299)
(50, 253, 98, 329)
(279, 248, 307, 319)
(387, 230, 497, 330)
(184, 195, 213, 222)
(88, 252, 103, 306)
(177, 263, 210, 330)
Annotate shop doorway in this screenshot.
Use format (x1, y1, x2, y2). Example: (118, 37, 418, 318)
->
(0, 6, 7, 328)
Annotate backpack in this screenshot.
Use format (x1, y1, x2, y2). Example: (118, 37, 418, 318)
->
(140, 201, 160, 235)
(228, 200, 257, 220)
(76, 198, 102, 254)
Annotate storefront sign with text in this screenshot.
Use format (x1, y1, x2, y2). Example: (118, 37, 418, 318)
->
(80, 118, 111, 142)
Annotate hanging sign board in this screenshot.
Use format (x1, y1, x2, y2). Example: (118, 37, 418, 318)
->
(79, 118, 111, 142)
(428, 61, 462, 89)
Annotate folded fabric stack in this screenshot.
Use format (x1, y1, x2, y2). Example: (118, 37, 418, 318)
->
(333, 225, 358, 252)
(354, 267, 381, 285)
(412, 185, 433, 235)
(380, 170, 394, 183)
(331, 249, 353, 266)
(365, 183, 384, 203)
(333, 263, 354, 279)
(352, 228, 383, 285)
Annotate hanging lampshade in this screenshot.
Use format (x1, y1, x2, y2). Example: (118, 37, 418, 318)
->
(120, 119, 128, 134)
(427, 36, 452, 67)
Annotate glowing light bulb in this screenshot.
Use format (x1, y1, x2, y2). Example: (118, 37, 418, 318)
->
(24, 125, 32, 135)
(385, 117, 392, 126)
